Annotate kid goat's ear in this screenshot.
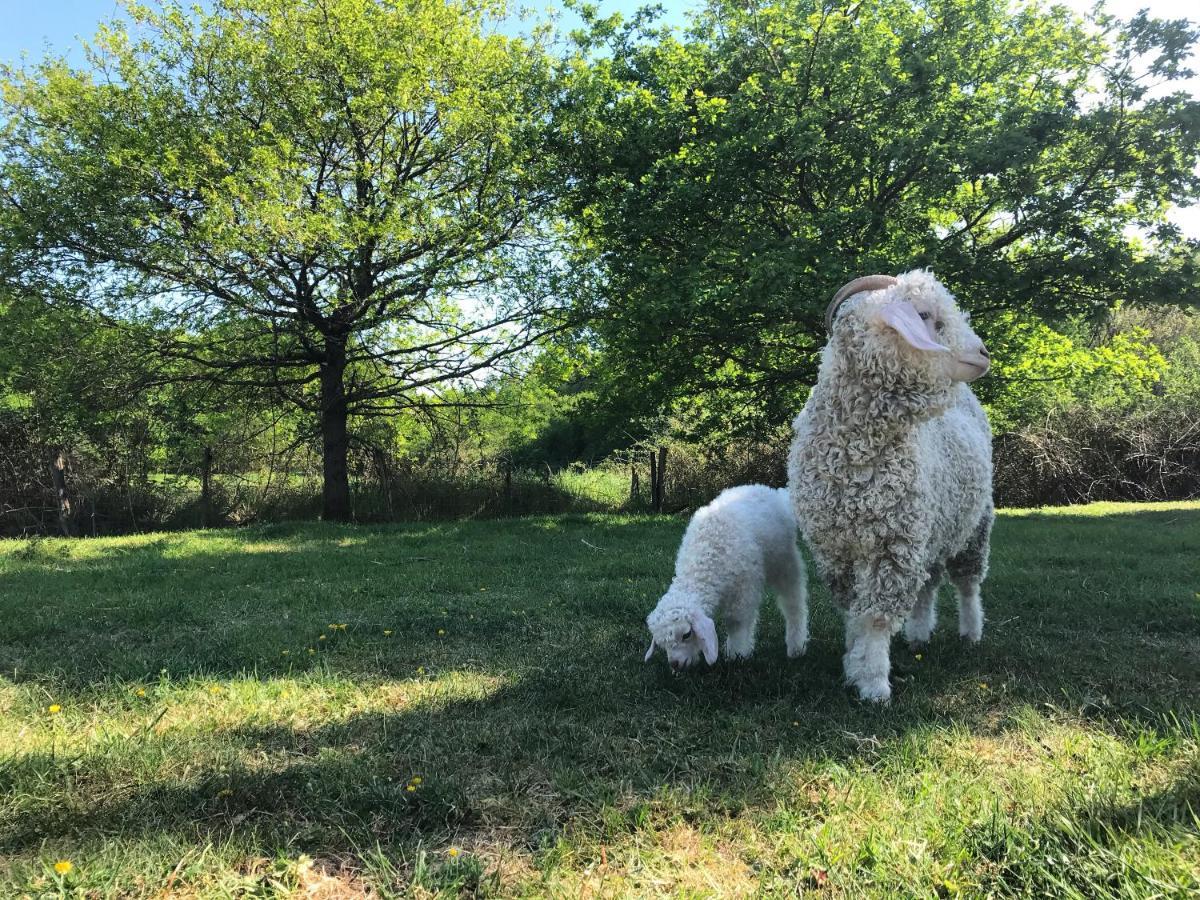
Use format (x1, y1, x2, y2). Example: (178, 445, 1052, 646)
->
(643, 638, 656, 663)
(878, 300, 949, 353)
(690, 611, 719, 666)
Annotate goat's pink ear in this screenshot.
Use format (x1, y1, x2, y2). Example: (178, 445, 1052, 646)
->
(690, 611, 719, 665)
(879, 301, 949, 352)
(643, 639, 656, 663)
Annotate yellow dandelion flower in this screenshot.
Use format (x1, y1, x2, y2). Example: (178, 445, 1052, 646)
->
(479, 587, 487, 592)
(447, 847, 460, 858)
(437, 629, 445, 636)
(209, 686, 221, 695)
(329, 623, 337, 630)
(282, 650, 290, 656)
(308, 648, 316, 655)
(383, 629, 393, 636)
(406, 784, 416, 792)
(338, 623, 348, 630)
(217, 788, 233, 798)
(135, 688, 146, 697)
(914, 653, 923, 661)
(318, 634, 326, 641)
(48, 704, 61, 714)
(792, 721, 799, 726)
(412, 776, 423, 785)
(979, 682, 989, 690)
(416, 666, 425, 674)
(53, 860, 73, 875)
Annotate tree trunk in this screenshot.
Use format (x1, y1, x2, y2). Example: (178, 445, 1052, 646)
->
(48, 446, 77, 537)
(320, 336, 352, 522)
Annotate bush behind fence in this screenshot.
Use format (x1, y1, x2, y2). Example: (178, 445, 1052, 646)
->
(4, 411, 1199, 537)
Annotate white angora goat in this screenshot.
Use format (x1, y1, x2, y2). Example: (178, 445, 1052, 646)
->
(645, 485, 809, 672)
(788, 270, 994, 702)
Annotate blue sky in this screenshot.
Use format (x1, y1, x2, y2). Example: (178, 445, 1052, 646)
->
(0, 1, 690, 64)
(2, 0, 1196, 236)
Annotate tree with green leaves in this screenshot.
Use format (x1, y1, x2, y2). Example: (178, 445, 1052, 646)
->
(0, 0, 569, 520)
(557, 0, 1200, 436)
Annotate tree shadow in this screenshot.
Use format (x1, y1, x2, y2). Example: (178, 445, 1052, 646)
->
(1, 507, 1198, 870)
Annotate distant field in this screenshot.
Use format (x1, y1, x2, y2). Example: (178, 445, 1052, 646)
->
(1, 502, 1198, 897)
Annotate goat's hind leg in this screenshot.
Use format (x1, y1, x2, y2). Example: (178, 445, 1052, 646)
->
(947, 513, 992, 644)
(772, 545, 809, 658)
(903, 565, 943, 648)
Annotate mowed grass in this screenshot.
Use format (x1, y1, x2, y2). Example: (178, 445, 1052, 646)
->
(1, 503, 1198, 898)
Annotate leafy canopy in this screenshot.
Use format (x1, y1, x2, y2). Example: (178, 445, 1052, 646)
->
(557, 0, 1200, 435)
(0, 0, 564, 414)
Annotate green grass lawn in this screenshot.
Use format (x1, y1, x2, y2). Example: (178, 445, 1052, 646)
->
(1, 502, 1198, 898)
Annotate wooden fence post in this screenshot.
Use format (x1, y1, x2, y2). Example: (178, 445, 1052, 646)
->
(648, 450, 657, 511)
(200, 445, 214, 527)
(48, 447, 77, 537)
(654, 446, 668, 513)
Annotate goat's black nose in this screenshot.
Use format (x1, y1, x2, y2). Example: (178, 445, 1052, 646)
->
(979, 345, 990, 359)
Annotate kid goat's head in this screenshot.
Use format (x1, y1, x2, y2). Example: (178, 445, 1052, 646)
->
(644, 597, 718, 672)
(826, 270, 990, 387)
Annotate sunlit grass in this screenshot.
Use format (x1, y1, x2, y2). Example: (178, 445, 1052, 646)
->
(1, 502, 1198, 897)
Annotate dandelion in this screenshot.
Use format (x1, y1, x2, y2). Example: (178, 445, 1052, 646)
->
(914, 653, 923, 661)
(406, 784, 416, 792)
(792, 721, 799, 726)
(318, 635, 326, 641)
(437, 629, 445, 636)
(217, 788, 233, 798)
(329, 623, 338, 630)
(54, 860, 73, 875)
(308, 648, 316, 655)
(416, 666, 425, 675)
(338, 623, 347, 630)
(412, 776, 423, 785)
(979, 682, 989, 690)
(48, 704, 62, 715)
(447, 847, 460, 858)
(209, 686, 221, 695)
(383, 629, 393, 636)
(281, 650, 290, 656)
(135, 688, 146, 697)
(479, 587, 487, 592)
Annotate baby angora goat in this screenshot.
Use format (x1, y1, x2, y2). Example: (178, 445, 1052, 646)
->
(788, 270, 994, 702)
(644, 485, 808, 671)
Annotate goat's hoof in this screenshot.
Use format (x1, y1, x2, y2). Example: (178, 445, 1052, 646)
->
(854, 678, 892, 704)
(786, 639, 808, 659)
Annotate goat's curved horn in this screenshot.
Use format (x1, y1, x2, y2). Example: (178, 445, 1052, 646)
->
(825, 274, 899, 333)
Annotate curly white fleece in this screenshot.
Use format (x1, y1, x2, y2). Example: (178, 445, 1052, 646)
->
(645, 485, 809, 670)
(787, 269, 994, 701)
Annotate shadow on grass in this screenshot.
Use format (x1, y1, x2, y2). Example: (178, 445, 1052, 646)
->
(3, 658, 1199, 866)
(1, 506, 1198, 866)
